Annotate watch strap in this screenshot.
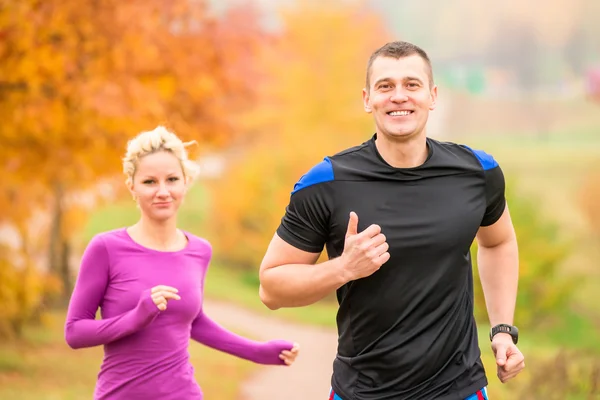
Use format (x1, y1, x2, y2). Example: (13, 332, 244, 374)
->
(489, 323, 519, 344)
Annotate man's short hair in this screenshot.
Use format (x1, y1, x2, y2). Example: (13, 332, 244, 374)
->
(365, 41, 434, 90)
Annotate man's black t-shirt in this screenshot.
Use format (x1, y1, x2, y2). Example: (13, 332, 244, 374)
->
(276, 135, 505, 400)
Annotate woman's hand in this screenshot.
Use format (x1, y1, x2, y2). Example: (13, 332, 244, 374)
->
(279, 342, 300, 366)
(150, 285, 180, 311)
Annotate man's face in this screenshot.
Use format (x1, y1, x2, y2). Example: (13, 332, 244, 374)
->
(362, 55, 437, 141)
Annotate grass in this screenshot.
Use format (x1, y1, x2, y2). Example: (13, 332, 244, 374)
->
(0, 311, 255, 400)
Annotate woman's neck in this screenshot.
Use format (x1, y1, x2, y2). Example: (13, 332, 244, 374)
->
(130, 217, 184, 251)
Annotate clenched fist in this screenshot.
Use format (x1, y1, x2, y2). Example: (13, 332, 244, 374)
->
(279, 342, 301, 366)
(339, 212, 390, 281)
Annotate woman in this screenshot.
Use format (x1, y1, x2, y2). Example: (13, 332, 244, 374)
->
(65, 126, 299, 400)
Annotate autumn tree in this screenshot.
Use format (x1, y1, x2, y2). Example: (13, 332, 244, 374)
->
(0, 242, 61, 339)
(0, 0, 265, 314)
(207, 0, 390, 270)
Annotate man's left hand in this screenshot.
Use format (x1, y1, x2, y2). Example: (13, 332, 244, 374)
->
(492, 333, 525, 383)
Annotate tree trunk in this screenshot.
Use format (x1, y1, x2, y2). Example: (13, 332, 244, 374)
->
(60, 238, 72, 301)
(48, 183, 71, 305)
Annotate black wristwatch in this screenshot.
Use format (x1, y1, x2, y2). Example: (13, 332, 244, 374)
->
(489, 324, 519, 344)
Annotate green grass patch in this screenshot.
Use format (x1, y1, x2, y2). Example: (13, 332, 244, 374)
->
(0, 350, 24, 373)
(542, 308, 600, 352)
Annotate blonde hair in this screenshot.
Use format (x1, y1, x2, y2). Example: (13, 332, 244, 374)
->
(123, 126, 199, 184)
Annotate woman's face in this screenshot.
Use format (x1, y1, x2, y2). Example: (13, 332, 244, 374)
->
(129, 151, 188, 222)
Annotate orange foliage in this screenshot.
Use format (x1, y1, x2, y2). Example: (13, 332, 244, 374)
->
(0, 0, 265, 195)
(0, 0, 266, 229)
(207, 0, 391, 269)
(0, 0, 266, 324)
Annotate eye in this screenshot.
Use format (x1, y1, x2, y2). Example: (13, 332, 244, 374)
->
(378, 83, 392, 90)
(168, 177, 180, 182)
(407, 82, 420, 89)
(142, 179, 155, 185)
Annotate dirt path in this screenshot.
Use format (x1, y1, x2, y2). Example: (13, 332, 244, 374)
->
(204, 299, 338, 400)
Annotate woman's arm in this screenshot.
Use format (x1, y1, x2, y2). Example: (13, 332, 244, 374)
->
(64, 235, 160, 349)
(190, 310, 293, 365)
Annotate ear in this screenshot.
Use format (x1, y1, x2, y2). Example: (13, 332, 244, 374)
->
(127, 178, 136, 200)
(429, 85, 438, 111)
(362, 88, 372, 113)
(181, 176, 192, 196)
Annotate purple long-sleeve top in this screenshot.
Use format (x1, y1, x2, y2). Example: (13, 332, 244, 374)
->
(65, 228, 292, 400)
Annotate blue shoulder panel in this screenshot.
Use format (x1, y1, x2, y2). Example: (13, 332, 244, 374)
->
(463, 145, 498, 171)
(291, 157, 334, 194)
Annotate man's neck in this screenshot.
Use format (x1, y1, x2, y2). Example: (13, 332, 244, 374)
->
(374, 132, 429, 169)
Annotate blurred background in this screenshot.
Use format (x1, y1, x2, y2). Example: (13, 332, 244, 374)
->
(1, 0, 599, 399)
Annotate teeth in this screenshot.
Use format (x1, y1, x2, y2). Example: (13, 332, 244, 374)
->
(389, 110, 411, 116)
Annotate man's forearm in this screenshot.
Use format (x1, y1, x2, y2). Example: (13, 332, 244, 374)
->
(259, 258, 348, 309)
(477, 238, 519, 326)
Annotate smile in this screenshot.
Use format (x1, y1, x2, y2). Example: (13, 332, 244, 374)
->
(387, 110, 413, 116)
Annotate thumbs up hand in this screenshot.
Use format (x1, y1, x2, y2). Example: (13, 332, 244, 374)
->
(339, 211, 390, 281)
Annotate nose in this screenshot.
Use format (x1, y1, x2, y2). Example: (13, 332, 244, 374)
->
(390, 87, 409, 103)
(156, 183, 170, 197)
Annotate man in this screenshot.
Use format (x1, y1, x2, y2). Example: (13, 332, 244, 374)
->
(258, 41, 525, 400)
